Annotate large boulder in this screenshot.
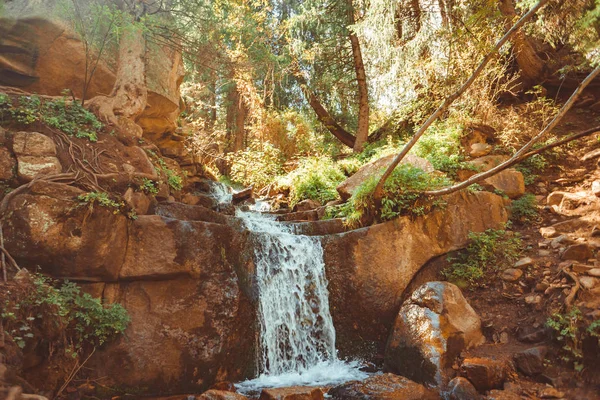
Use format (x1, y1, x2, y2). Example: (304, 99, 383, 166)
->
(384, 282, 485, 387)
(11, 131, 62, 182)
(322, 190, 507, 358)
(0, 146, 17, 181)
(328, 373, 438, 400)
(336, 154, 434, 201)
(459, 156, 525, 198)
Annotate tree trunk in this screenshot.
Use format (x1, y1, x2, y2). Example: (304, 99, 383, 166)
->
(87, 24, 148, 138)
(498, 0, 545, 87)
(348, 0, 370, 153)
(225, 83, 247, 152)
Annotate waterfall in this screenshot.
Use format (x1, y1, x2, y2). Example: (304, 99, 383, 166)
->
(236, 210, 367, 391)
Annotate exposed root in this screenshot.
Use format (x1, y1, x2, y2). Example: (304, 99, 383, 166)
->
(562, 267, 580, 309)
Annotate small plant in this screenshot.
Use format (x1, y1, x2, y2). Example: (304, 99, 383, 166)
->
(280, 157, 346, 207)
(443, 228, 523, 287)
(546, 308, 584, 368)
(146, 151, 185, 192)
(78, 191, 123, 213)
(10, 95, 41, 125)
(139, 178, 159, 195)
(515, 153, 549, 185)
(510, 193, 539, 224)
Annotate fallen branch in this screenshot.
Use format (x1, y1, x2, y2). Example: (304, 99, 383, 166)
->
(372, 0, 550, 201)
(424, 65, 600, 196)
(514, 125, 600, 163)
(56, 347, 96, 398)
(562, 268, 581, 309)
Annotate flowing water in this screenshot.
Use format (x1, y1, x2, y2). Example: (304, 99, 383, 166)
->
(235, 210, 367, 392)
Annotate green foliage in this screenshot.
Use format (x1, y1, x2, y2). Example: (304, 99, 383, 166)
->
(1, 273, 129, 354)
(0, 93, 103, 141)
(139, 178, 159, 195)
(414, 120, 474, 179)
(331, 164, 450, 227)
(78, 191, 123, 213)
(443, 229, 523, 287)
(146, 150, 185, 192)
(546, 308, 585, 367)
(228, 141, 284, 189)
(509, 193, 539, 224)
(280, 157, 346, 207)
(515, 153, 549, 185)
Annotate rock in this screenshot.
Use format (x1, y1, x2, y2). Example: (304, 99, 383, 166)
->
(572, 264, 594, 274)
(198, 390, 248, 400)
(579, 276, 598, 289)
(210, 382, 238, 392)
(486, 390, 521, 400)
(513, 346, 547, 376)
(182, 193, 217, 209)
(293, 199, 321, 212)
(328, 373, 438, 400)
(538, 250, 551, 257)
(561, 243, 593, 262)
(470, 143, 492, 157)
(550, 235, 571, 249)
(155, 202, 229, 225)
(501, 268, 523, 282)
(0, 146, 17, 180)
(470, 155, 508, 172)
(483, 169, 525, 199)
(232, 187, 253, 203)
(525, 295, 542, 305)
(587, 268, 600, 277)
(514, 257, 533, 268)
(518, 326, 549, 343)
(546, 192, 565, 207)
(12, 131, 56, 155)
(324, 190, 507, 356)
(539, 387, 565, 399)
(539, 227, 558, 238)
(592, 181, 600, 197)
(123, 188, 151, 215)
(337, 153, 434, 201)
(259, 386, 324, 400)
(461, 357, 509, 392)
(385, 282, 485, 386)
(17, 155, 62, 181)
(446, 377, 480, 400)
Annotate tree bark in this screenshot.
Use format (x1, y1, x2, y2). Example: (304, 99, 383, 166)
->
(225, 83, 247, 152)
(87, 24, 148, 138)
(498, 0, 545, 87)
(348, 0, 370, 153)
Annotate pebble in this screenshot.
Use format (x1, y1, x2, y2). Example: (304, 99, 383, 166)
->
(515, 257, 534, 268)
(540, 227, 558, 238)
(538, 250, 551, 257)
(588, 268, 600, 277)
(502, 268, 523, 282)
(579, 276, 598, 289)
(540, 387, 565, 399)
(525, 295, 542, 305)
(535, 282, 549, 292)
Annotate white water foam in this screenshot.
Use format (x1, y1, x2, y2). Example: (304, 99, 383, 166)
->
(235, 210, 368, 392)
(208, 181, 233, 207)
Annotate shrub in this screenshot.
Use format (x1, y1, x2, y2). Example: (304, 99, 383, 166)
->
(443, 228, 523, 287)
(78, 191, 124, 213)
(228, 141, 284, 189)
(515, 153, 549, 185)
(509, 193, 539, 224)
(281, 157, 346, 207)
(146, 150, 185, 192)
(1, 273, 129, 355)
(139, 178, 159, 195)
(329, 163, 451, 227)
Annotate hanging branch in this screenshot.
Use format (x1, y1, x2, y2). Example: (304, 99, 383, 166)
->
(372, 0, 550, 201)
(424, 66, 600, 196)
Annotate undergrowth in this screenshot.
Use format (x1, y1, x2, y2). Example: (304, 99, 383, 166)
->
(0, 93, 103, 141)
(1, 273, 129, 356)
(509, 193, 539, 224)
(443, 228, 523, 288)
(145, 150, 184, 192)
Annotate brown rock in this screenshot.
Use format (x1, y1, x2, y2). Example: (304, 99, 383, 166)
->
(446, 377, 481, 400)
(470, 143, 492, 158)
(470, 155, 508, 171)
(232, 187, 252, 203)
(17, 155, 62, 181)
(501, 268, 523, 282)
(587, 268, 600, 277)
(336, 153, 434, 201)
(0, 146, 17, 180)
(12, 131, 56, 155)
(259, 386, 323, 400)
(293, 199, 321, 212)
(483, 169, 525, 199)
(198, 390, 248, 400)
(486, 390, 521, 400)
(579, 276, 598, 289)
(123, 188, 151, 215)
(514, 257, 533, 269)
(513, 346, 547, 376)
(539, 387, 565, 399)
(182, 193, 216, 209)
(385, 282, 485, 386)
(540, 227, 558, 238)
(561, 243, 593, 262)
(155, 202, 229, 224)
(323, 191, 507, 357)
(546, 192, 565, 207)
(328, 373, 438, 399)
(461, 357, 509, 391)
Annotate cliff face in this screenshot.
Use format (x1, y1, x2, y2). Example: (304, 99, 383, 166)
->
(0, 4, 185, 151)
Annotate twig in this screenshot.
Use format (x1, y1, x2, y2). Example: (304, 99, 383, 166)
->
(372, 0, 550, 201)
(56, 347, 96, 398)
(562, 268, 580, 309)
(0, 221, 6, 282)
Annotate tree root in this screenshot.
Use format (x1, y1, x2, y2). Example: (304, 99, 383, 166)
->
(562, 267, 580, 309)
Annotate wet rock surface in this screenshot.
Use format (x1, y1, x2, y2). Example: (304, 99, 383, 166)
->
(328, 373, 439, 400)
(259, 386, 324, 400)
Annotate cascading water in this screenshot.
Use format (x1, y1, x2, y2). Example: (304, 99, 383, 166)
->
(235, 210, 367, 392)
